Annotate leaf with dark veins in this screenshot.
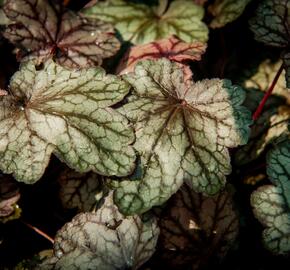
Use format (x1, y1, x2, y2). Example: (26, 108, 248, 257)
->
(157, 185, 239, 269)
(0, 60, 135, 183)
(38, 193, 159, 270)
(249, 0, 290, 88)
(83, 0, 209, 44)
(251, 139, 290, 254)
(3, 0, 120, 68)
(116, 35, 206, 75)
(58, 168, 106, 212)
(113, 58, 252, 215)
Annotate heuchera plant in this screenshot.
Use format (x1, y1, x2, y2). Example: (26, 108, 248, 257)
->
(0, 0, 289, 269)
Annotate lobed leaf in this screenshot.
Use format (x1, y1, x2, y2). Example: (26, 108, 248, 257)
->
(38, 193, 159, 270)
(158, 184, 239, 269)
(208, 0, 251, 28)
(0, 60, 135, 183)
(249, 0, 290, 87)
(83, 0, 209, 44)
(251, 139, 290, 254)
(3, 0, 120, 68)
(116, 35, 206, 75)
(114, 58, 252, 215)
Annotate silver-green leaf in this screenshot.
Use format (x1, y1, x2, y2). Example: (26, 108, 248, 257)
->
(0, 60, 135, 183)
(114, 58, 252, 215)
(251, 139, 290, 254)
(38, 193, 159, 270)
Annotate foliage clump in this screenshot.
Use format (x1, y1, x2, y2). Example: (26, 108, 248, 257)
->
(0, 0, 289, 269)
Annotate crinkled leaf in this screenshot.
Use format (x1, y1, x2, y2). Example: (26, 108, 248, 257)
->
(83, 0, 209, 44)
(58, 169, 106, 212)
(0, 175, 20, 217)
(114, 58, 252, 215)
(249, 0, 290, 87)
(235, 60, 290, 165)
(3, 0, 120, 68)
(249, 0, 289, 48)
(158, 184, 239, 269)
(208, 0, 251, 28)
(117, 35, 206, 75)
(38, 193, 159, 270)
(251, 139, 290, 254)
(0, 60, 135, 183)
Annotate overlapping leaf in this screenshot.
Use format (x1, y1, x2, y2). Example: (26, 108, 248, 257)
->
(208, 0, 251, 28)
(251, 139, 290, 254)
(249, 0, 290, 88)
(0, 60, 135, 183)
(83, 0, 209, 44)
(157, 185, 239, 269)
(38, 193, 159, 270)
(235, 60, 290, 165)
(116, 35, 206, 75)
(3, 0, 120, 68)
(58, 168, 106, 212)
(113, 58, 252, 215)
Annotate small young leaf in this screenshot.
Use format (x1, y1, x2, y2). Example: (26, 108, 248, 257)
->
(114, 58, 252, 215)
(83, 0, 209, 44)
(251, 139, 290, 254)
(0, 60, 135, 183)
(38, 193, 159, 270)
(58, 169, 106, 212)
(208, 0, 251, 28)
(158, 185, 239, 269)
(249, 0, 290, 87)
(117, 35, 206, 75)
(3, 0, 120, 68)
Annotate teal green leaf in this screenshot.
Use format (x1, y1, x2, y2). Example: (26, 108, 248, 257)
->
(0, 60, 135, 183)
(251, 139, 290, 254)
(82, 0, 209, 44)
(114, 58, 252, 215)
(38, 193, 159, 270)
(208, 0, 251, 28)
(249, 0, 290, 88)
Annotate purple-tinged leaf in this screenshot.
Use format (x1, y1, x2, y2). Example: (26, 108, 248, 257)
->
(3, 0, 120, 68)
(58, 168, 106, 212)
(117, 35, 206, 76)
(157, 185, 239, 269)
